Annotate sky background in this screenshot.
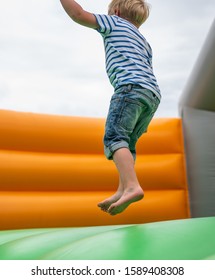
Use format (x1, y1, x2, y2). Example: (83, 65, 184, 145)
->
(0, 0, 215, 118)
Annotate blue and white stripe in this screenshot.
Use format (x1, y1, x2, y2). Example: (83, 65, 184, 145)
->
(94, 14, 161, 99)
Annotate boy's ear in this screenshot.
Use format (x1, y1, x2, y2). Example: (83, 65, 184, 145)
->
(114, 8, 120, 16)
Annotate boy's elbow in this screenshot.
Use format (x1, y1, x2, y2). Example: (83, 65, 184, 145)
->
(71, 10, 85, 24)
(60, 0, 98, 28)
(60, 0, 84, 23)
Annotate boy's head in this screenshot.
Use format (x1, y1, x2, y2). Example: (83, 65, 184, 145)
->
(108, 0, 150, 27)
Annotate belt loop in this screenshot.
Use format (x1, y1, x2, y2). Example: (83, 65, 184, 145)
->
(127, 84, 132, 91)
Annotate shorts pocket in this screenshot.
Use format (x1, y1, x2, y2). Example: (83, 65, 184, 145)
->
(118, 98, 147, 133)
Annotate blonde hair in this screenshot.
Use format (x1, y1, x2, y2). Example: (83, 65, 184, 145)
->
(108, 0, 150, 27)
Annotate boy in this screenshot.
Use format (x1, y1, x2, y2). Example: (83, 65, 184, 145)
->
(60, 0, 161, 215)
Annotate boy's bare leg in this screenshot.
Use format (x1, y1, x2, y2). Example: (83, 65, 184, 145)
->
(98, 177, 124, 212)
(108, 148, 144, 215)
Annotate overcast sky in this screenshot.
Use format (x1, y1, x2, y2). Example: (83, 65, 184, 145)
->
(0, 0, 214, 118)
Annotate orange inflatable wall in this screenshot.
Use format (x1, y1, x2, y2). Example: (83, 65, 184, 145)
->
(0, 110, 190, 230)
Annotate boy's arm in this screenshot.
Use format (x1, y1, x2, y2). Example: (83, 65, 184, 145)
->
(60, 0, 99, 29)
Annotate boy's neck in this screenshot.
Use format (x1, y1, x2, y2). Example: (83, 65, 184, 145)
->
(113, 10, 140, 29)
(120, 16, 140, 29)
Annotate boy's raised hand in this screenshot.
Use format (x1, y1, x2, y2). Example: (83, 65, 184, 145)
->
(60, 0, 99, 29)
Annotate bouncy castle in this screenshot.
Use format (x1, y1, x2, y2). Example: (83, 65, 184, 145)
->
(0, 20, 214, 260)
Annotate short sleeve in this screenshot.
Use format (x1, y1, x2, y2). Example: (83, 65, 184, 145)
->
(94, 14, 117, 36)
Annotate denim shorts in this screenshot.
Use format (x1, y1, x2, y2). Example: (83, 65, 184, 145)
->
(104, 84, 160, 160)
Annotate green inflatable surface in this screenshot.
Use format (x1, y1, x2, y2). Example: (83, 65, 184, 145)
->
(0, 217, 215, 260)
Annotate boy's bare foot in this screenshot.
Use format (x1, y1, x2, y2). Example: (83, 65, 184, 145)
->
(107, 187, 144, 215)
(98, 191, 123, 212)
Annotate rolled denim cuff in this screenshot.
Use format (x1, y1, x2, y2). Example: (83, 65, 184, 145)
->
(104, 141, 129, 160)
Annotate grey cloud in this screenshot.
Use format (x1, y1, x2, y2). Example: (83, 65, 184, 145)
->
(0, 0, 215, 117)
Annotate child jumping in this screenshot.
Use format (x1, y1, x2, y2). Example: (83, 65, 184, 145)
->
(60, 0, 161, 215)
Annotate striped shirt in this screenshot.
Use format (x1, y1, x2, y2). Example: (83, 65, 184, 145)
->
(94, 14, 161, 99)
